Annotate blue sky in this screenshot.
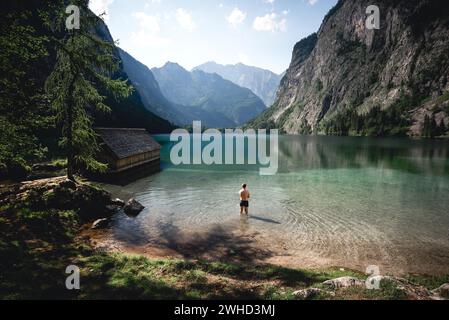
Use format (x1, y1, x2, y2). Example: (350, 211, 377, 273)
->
(89, 0, 337, 74)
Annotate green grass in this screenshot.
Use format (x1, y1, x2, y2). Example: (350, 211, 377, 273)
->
(405, 274, 449, 290)
(49, 158, 67, 169)
(330, 279, 408, 300)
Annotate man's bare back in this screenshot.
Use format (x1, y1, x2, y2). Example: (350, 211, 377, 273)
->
(239, 189, 250, 201)
(239, 184, 250, 215)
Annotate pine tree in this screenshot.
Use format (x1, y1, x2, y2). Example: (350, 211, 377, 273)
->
(423, 114, 430, 138)
(429, 114, 437, 138)
(0, 4, 51, 179)
(438, 118, 446, 136)
(44, 1, 132, 180)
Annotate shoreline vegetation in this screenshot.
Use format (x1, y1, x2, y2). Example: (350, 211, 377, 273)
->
(1, 176, 448, 300)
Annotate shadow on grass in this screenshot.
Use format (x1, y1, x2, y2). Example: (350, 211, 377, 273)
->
(0, 207, 83, 299)
(0, 206, 184, 300)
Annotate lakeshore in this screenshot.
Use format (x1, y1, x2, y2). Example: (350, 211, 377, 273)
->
(1, 176, 448, 300)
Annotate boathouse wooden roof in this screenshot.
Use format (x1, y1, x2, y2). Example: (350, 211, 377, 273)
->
(95, 128, 161, 160)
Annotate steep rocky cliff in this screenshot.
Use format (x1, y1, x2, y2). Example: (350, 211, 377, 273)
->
(249, 0, 449, 137)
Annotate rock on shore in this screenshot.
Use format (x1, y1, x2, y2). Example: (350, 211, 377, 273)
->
(0, 176, 125, 221)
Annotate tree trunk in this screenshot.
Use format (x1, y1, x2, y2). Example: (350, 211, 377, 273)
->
(67, 76, 76, 181)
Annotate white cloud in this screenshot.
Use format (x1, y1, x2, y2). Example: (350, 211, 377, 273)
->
(129, 30, 171, 48)
(130, 11, 171, 48)
(219, 3, 224, 8)
(89, 0, 114, 21)
(253, 13, 287, 32)
(282, 9, 290, 15)
(175, 8, 196, 31)
(133, 12, 160, 33)
(308, 0, 319, 5)
(264, 0, 275, 4)
(226, 8, 246, 28)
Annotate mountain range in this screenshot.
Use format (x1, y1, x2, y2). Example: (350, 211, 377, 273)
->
(35, 0, 449, 137)
(248, 0, 449, 137)
(193, 61, 283, 107)
(151, 62, 267, 127)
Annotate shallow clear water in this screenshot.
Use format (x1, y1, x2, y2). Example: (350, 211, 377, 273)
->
(102, 135, 449, 275)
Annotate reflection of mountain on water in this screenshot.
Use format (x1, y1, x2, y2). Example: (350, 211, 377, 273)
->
(278, 136, 449, 176)
(152, 134, 449, 176)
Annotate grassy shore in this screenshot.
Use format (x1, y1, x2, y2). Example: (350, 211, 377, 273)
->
(1, 202, 448, 300)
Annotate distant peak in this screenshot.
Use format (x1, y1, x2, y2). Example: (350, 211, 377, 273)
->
(163, 61, 180, 67)
(157, 61, 188, 72)
(204, 61, 219, 65)
(195, 61, 280, 76)
(193, 61, 219, 69)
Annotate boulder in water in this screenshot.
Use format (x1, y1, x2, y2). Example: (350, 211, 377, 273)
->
(124, 198, 144, 216)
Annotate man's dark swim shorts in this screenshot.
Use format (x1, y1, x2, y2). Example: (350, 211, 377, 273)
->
(240, 200, 249, 207)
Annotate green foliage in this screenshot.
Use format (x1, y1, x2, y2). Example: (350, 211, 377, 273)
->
(439, 119, 447, 136)
(406, 274, 449, 291)
(276, 105, 297, 130)
(299, 119, 312, 135)
(336, 32, 365, 56)
(333, 279, 408, 300)
(44, 1, 132, 178)
(50, 158, 68, 169)
(244, 105, 278, 130)
(422, 113, 446, 138)
(322, 95, 420, 137)
(292, 33, 318, 63)
(0, 8, 52, 179)
(436, 91, 449, 105)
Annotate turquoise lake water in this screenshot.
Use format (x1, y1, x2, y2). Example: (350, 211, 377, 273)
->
(101, 135, 449, 275)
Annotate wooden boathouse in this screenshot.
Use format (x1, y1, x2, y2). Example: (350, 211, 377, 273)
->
(95, 128, 161, 174)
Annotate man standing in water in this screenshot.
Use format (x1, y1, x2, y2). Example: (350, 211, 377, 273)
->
(239, 184, 250, 215)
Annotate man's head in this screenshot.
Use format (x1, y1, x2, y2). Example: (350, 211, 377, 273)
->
(242, 184, 247, 189)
